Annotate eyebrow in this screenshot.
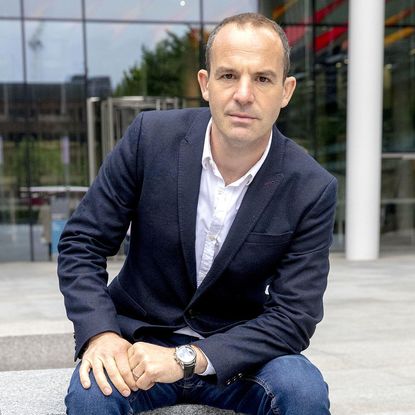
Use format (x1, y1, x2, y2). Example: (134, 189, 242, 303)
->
(214, 67, 278, 80)
(214, 66, 235, 75)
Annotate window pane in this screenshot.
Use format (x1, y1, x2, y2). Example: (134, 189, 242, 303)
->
(25, 21, 84, 83)
(21, 82, 87, 261)
(204, 0, 257, 22)
(0, 0, 20, 17)
(0, 84, 34, 261)
(0, 21, 24, 82)
(381, 26, 415, 251)
(314, 27, 348, 167)
(23, 0, 82, 19)
(261, 1, 348, 26)
(278, 26, 314, 151)
(381, 158, 415, 250)
(27, 82, 88, 260)
(87, 23, 200, 99)
(315, 0, 348, 25)
(386, 0, 415, 26)
(315, 24, 347, 250)
(259, 0, 310, 25)
(85, 0, 199, 21)
(383, 27, 415, 152)
(0, 133, 31, 261)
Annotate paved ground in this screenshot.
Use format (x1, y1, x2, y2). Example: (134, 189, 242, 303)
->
(0, 253, 414, 414)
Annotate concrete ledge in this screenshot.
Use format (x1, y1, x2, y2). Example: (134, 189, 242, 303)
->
(0, 368, 239, 415)
(0, 333, 74, 371)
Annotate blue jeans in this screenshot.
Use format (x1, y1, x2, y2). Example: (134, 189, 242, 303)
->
(65, 334, 330, 415)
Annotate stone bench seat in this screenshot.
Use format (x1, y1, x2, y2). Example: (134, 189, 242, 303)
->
(0, 368, 238, 415)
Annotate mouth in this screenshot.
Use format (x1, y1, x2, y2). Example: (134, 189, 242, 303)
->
(228, 113, 257, 122)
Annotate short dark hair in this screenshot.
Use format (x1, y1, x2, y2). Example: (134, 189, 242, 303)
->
(205, 13, 291, 80)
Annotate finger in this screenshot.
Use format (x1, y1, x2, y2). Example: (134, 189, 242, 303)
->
(132, 362, 145, 382)
(127, 344, 141, 371)
(92, 358, 113, 396)
(116, 353, 138, 391)
(79, 358, 92, 389)
(104, 357, 132, 398)
(135, 372, 155, 391)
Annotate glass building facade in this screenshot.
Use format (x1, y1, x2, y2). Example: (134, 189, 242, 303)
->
(0, 0, 414, 261)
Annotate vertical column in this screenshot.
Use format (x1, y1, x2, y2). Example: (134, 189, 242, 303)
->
(87, 97, 99, 185)
(346, 0, 385, 260)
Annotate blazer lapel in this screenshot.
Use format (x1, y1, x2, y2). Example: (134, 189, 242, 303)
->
(191, 125, 286, 302)
(178, 109, 211, 289)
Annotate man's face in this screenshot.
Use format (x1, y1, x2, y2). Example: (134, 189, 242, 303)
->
(198, 23, 296, 151)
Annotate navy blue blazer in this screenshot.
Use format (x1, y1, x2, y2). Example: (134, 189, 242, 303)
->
(58, 107, 337, 386)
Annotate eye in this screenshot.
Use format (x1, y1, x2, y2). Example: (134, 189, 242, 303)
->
(257, 76, 270, 83)
(221, 73, 235, 80)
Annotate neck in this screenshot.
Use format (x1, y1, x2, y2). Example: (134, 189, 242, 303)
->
(210, 134, 269, 186)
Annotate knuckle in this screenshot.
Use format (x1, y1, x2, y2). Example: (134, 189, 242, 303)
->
(142, 355, 150, 364)
(138, 381, 151, 391)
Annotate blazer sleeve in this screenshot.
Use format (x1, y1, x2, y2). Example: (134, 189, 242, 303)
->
(57, 113, 143, 359)
(194, 176, 337, 386)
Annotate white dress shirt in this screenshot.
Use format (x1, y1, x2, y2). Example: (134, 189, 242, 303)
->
(175, 119, 272, 375)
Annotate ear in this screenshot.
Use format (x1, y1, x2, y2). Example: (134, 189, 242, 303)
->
(281, 76, 296, 108)
(197, 69, 210, 102)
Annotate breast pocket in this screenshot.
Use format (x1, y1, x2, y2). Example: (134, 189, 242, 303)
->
(230, 231, 293, 278)
(244, 231, 293, 245)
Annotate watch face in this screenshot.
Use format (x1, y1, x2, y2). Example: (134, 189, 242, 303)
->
(177, 346, 196, 364)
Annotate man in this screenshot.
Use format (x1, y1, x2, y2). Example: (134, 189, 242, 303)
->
(58, 12, 336, 415)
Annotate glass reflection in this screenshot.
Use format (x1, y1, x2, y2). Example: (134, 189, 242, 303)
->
(315, 0, 348, 24)
(260, 1, 348, 27)
(383, 27, 415, 152)
(24, 81, 87, 261)
(25, 21, 84, 83)
(0, 0, 20, 17)
(382, 24, 415, 250)
(259, 0, 309, 25)
(381, 158, 415, 250)
(0, 134, 32, 261)
(23, 0, 82, 19)
(204, 0, 257, 22)
(385, 0, 415, 26)
(0, 21, 24, 82)
(87, 23, 200, 98)
(278, 25, 314, 152)
(314, 24, 347, 249)
(85, 0, 199, 21)
(0, 20, 27, 259)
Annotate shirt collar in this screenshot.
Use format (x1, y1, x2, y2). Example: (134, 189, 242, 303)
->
(201, 118, 273, 186)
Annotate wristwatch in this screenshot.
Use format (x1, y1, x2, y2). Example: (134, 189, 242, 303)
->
(174, 345, 197, 379)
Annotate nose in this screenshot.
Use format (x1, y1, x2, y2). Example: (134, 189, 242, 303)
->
(233, 77, 254, 105)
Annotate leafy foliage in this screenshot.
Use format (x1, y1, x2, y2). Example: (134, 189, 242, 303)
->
(114, 29, 200, 97)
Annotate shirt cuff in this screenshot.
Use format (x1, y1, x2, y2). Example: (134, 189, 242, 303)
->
(198, 348, 216, 376)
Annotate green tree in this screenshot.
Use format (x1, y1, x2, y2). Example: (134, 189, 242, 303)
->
(114, 29, 199, 98)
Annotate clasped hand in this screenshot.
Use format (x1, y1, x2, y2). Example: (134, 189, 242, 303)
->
(79, 332, 186, 397)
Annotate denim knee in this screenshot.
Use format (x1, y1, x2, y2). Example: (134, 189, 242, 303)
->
(246, 354, 330, 415)
(65, 364, 132, 415)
